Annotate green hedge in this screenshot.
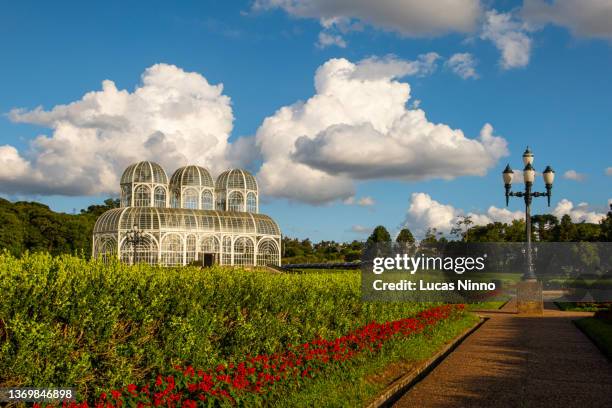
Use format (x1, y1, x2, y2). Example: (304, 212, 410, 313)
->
(0, 252, 431, 400)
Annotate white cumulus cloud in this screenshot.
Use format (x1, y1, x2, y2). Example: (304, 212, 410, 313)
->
(552, 199, 608, 223)
(563, 170, 586, 182)
(255, 57, 507, 203)
(403, 194, 610, 238)
(481, 10, 532, 69)
(344, 195, 376, 206)
(2, 64, 234, 196)
(445, 53, 479, 79)
(403, 192, 525, 236)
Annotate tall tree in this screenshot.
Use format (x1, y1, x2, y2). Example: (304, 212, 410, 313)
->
(600, 204, 612, 242)
(396, 227, 415, 244)
(421, 227, 442, 244)
(450, 215, 474, 242)
(366, 226, 391, 245)
(466, 222, 506, 242)
(531, 214, 559, 242)
(556, 214, 577, 242)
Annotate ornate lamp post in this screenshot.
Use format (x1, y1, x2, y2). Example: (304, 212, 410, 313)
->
(503, 147, 555, 281)
(125, 225, 143, 265)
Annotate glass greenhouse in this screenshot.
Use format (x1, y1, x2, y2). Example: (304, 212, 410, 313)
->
(93, 161, 281, 267)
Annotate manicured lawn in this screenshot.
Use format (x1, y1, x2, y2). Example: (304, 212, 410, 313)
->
(556, 302, 612, 312)
(467, 299, 509, 311)
(574, 318, 612, 359)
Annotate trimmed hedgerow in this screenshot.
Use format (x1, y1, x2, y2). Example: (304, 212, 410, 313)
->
(0, 252, 437, 402)
(38, 305, 466, 407)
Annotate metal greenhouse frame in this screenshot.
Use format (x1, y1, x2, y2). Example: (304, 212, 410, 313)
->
(93, 161, 281, 267)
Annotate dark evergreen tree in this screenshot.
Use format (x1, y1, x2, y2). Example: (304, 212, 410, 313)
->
(396, 227, 415, 244)
(366, 226, 391, 245)
(556, 214, 577, 242)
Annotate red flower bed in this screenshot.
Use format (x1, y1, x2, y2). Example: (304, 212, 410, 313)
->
(37, 304, 465, 408)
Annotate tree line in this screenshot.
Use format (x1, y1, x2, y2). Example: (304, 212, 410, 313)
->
(0, 198, 119, 258)
(0, 198, 610, 263)
(284, 206, 612, 263)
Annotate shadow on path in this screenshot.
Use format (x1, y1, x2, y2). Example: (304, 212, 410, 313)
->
(392, 300, 612, 408)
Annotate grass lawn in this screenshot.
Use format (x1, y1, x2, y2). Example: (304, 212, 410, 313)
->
(467, 299, 509, 311)
(574, 318, 612, 359)
(272, 313, 480, 408)
(556, 302, 612, 312)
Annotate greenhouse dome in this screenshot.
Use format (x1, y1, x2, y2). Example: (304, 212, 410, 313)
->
(120, 161, 170, 208)
(215, 169, 258, 213)
(121, 161, 168, 184)
(94, 162, 281, 267)
(169, 165, 215, 210)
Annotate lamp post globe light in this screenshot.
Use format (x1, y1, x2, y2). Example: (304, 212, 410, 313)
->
(502, 147, 555, 282)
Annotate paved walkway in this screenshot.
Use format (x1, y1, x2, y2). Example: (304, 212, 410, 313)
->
(393, 300, 612, 408)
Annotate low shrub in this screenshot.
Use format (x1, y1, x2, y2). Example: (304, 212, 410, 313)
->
(36, 305, 466, 407)
(0, 252, 436, 401)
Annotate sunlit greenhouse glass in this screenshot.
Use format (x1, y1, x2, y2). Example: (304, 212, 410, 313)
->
(93, 161, 281, 267)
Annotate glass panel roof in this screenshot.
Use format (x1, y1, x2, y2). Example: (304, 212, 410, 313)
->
(216, 169, 258, 191)
(120, 161, 168, 184)
(94, 207, 280, 236)
(169, 165, 214, 188)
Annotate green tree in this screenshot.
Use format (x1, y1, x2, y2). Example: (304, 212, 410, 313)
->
(556, 214, 577, 242)
(504, 219, 528, 242)
(0, 199, 25, 255)
(396, 227, 415, 244)
(366, 226, 391, 245)
(80, 198, 120, 217)
(532, 214, 558, 242)
(421, 227, 442, 244)
(599, 204, 612, 242)
(450, 215, 474, 242)
(574, 222, 601, 242)
(466, 222, 506, 242)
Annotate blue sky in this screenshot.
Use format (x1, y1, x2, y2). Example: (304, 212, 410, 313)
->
(1, 0, 611, 241)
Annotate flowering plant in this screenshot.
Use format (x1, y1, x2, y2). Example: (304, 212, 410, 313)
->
(35, 304, 465, 408)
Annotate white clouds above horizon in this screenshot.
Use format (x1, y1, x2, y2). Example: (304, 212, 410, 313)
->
(445, 53, 478, 79)
(344, 196, 376, 207)
(1, 64, 234, 196)
(563, 169, 586, 182)
(252, 1, 533, 71)
(402, 192, 608, 237)
(255, 57, 508, 203)
(252, 0, 612, 73)
(403, 192, 523, 236)
(552, 199, 608, 223)
(1, 58, 506, 202)
(481, 10, 532, 69)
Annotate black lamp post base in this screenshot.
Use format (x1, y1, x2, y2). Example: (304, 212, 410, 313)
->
(516, 280, 543, 315)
